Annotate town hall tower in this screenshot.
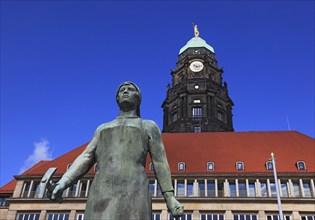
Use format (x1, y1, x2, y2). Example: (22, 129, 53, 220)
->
(162, 26, 234, 133)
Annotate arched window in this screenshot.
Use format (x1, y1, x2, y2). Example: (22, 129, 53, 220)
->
(266, 161, 273, 170)
(207, 162, 215, 171)
(149, 163, 154, 172)
(296, 161, 306, 170)
(236, 161, 244, 170)
(178, 162, 185, 171)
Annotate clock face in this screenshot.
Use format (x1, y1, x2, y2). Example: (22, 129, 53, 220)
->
(189, 61, 204, 72)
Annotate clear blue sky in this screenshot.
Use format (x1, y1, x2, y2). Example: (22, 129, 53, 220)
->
(1, 1, 314, 187)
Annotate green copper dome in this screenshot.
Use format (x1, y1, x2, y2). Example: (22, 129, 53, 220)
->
(179, 36, 214, 54)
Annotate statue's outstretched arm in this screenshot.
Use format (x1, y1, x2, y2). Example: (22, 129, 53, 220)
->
(50, 133, 98, 201)
(146, 120, 184, 218)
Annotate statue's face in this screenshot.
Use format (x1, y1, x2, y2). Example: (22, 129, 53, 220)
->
(117, 83, 140, 107)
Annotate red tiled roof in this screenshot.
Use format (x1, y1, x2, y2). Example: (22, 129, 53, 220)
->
(0, 179, 17, 194)
(155, 131, 314, 174)
(3, 131, 314, 190)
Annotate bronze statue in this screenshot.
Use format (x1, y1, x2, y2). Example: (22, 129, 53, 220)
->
(49, 82, 184, 219)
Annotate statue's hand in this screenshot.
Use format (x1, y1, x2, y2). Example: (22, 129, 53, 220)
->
(163, 192, 184, 219)
(47, 182, 66, 204)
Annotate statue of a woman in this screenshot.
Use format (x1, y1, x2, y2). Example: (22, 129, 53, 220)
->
(49, 82, 184, 219)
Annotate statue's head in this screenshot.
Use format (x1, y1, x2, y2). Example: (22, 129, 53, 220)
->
(116, 81, 142, 117)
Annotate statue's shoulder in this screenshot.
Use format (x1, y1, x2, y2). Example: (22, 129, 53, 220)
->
(94, 119, 117, 135)
(141, 119, 160, 132)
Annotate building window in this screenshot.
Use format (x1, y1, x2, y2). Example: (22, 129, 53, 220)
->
(301, 216, 315, 220)
(260, 181, 268, 197)
(178, 162, 185, 171)
(194, 99, 201, 103)
(234, 214, 257, 220)
(238, 181, 247, 197)
(0, 196, 10, 206)
(207, 162, 214, 171)
(69, 183, 77, 197)
(21, 181, 40, 198)
(76, 213, 84, 220)
(248, 181, 256, 197)
(16, 213, 40, 220)
(152, 213, 161, 220)
(47, 213, 69, 220)
(192, 107, 202, 118)
(269, 181, 277, 197)
(303, 181, 312, 197)
(207, 181, 216, 197)
(296, 161, 306, 170)
(198, 180, 206, 197)
(149, 180, 156, 197)
(266, 161, 273, 170)
(293, 181, 301, 197)
(281, 182, 289, 197)
(201, 214, 224, 220)
(176, 180, 185, 197)
(229, 181, 236, 197)
(149, 163, 154, 172)
(169, 213, 192, 220)
(217, 112, 223, 121)
(170, 112, 178, 123)
(187, 180, 194, 197)
(194, 126, 201, 133)
(78, 180, 88, 197)
(266, 214, 291, 220)
(236, 162, 244, 170)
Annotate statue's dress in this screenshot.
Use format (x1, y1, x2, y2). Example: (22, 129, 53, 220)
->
(84, 118, 153, 220)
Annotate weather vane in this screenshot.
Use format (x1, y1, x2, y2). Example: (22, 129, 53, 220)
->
(192, 22, 199, 37)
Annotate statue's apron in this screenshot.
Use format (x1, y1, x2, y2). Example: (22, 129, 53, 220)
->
(84, 118, 151, 220)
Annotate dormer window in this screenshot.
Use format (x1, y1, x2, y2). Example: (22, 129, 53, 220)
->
(149, 163, 154, 172)
(296, 161, 306, 170)
(266, 161, 273, 170)
(207, 162, 214, 171)
(178, 162, 185, 171)
(236, 161, 244, 170)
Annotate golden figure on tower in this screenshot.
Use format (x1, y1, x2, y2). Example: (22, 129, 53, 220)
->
(192, 23, 199, 37)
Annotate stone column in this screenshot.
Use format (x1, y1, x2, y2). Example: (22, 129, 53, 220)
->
(299, 179, 305, 197)
(161, 209, 168, 220)
(39, 210, 47, 220)
(69, 210, 76, 220)
(235, 179, 239, 197)
(256, 179, 261, 197)
(215, 179, 218, 197)
(292, 211, 300, 220)
(225, 210, 233, 220)
(310, 179, 315, 197)
(258, 210, 266, 220)
(6, 210, 17, 220)
(224, 179, 229, 197)
(13, 180, 24, 198)
(192, 210, 200, 220)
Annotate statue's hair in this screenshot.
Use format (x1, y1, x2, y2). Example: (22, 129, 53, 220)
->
(116, 81, 141, 117)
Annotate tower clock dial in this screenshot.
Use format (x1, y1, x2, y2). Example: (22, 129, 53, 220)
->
(189, 61, 204, 72)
